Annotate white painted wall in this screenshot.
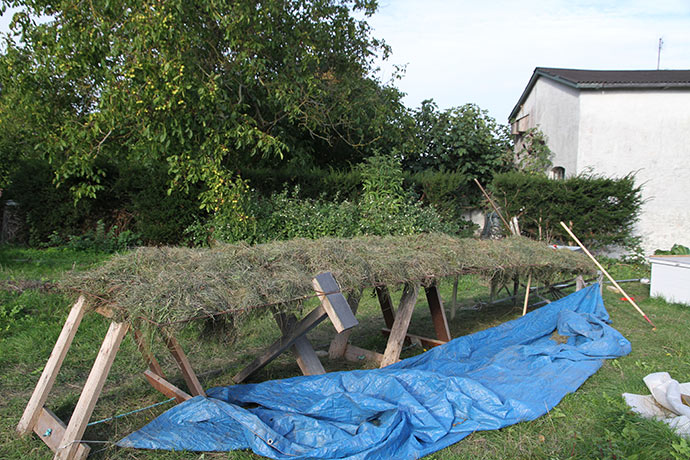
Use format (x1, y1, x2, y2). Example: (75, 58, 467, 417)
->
(577, 89, 690, 253)
(515, 78, 580, 176)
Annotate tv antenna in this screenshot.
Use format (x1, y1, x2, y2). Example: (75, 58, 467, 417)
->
(657, 37, 663, 70)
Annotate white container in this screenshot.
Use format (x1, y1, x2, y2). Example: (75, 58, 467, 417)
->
(648, 255, 690, 305)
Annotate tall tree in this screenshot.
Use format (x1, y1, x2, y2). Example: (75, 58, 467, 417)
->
(404, 100, 512, 182)
(0, 0, 405, 208)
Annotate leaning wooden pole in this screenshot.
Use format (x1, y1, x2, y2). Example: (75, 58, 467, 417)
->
(522, 274, 532, 316)
(559, 221, 656, 329)
(473, 178, 514, 235)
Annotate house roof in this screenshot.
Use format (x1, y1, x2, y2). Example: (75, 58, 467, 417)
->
(509, 67, 690, 121)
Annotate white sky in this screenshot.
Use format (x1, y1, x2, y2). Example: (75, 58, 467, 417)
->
(2, 1, 690, 122)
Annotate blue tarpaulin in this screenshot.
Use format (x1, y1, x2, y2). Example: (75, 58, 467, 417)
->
(119, 284, 630, 459)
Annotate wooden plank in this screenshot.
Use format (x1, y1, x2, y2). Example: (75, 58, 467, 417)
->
(343, 344, 385, 366)
(133, 329, 165, 378)
(34, 408, 89, 459)
(576, 275, 586, 291)
(513, 276, 520, 306)
(425, 284, 451, 342)
(163, 334, 206, 397)
(312, 272, 358, 333)
(143, 370, 191, 403)
(450, 276, 459, 320)
(381, 283, 419, 367)
(292, 336, 326, 375)
(276, 313, 325, 376)
(376, 286, 396, 329)
(17, 296, 87, 436)
(56, 321, 129, 460)
(233, 305, 328, 383)
(380, 328, 446, 350)
(329, 289, 363, 359)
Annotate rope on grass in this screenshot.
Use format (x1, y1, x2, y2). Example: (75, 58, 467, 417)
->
(86, 397, 176, 427)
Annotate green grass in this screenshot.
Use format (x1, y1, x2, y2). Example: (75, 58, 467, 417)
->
(1, 246, 689, 459)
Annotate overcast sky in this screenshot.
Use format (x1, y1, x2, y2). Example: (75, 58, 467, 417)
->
(2, 1, 689, 123)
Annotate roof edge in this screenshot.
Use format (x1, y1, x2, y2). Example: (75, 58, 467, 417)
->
(509, 68, 575, 121)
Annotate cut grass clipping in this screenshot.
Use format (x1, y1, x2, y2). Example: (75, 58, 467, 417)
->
(61, 234, 594, 335)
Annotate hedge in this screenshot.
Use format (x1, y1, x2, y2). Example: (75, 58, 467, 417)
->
(490, 171, 643, 249)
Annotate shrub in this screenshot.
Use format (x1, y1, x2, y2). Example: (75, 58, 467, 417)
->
(4, 159, 119, 246)
(491, 171, 643, 249)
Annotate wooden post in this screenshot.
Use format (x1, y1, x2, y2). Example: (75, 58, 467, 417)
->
(56, 321, 129, 460)
(233, 305, 329, 383)
(381, 283, 419, 367)
(329, 289, 363, 359)
(276, 313, 326, 376)
(312, 272, 358, 333)
(425, 284, 451, 342)
(575, 275, 586, 291)
(450, 276, 459, 320)
(376, 286, 396, 329)
(522, 274, 532, 316)
(132, 329, 166, 378)
(17, 297, 88, 436)
(513, 276, 520, 306)
(163, 334, 206, 397)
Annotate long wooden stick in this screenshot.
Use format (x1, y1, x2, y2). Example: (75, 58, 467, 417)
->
(473, 178, 514, 235)
(522, 274, 532, 316)
(559, 221, 656, 329)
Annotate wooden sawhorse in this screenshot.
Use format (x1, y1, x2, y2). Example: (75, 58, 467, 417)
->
(17, 271, 354, 459)
(328, 281, 452, 367)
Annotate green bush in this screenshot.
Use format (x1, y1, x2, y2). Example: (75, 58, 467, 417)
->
(241, 166, 361, 201)
(4, 159, 120, 245)
(114, 164, 205, 245)
(491, 171, 643, 249)
(188, 183, 457, 246)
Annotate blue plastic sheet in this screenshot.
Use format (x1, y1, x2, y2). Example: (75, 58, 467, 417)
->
(119, 284, 630, 459)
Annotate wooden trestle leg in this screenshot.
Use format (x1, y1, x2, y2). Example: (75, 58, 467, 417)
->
(56, 321, 129, 460)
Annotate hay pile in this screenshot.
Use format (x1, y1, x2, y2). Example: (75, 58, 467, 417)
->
(62, 234, 594, 328)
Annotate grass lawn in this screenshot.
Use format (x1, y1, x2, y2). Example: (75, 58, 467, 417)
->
(1, 245, 689, 459)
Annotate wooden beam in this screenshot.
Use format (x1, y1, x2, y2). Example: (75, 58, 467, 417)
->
(292, 336, 326, 375)
(276, 313, 325, 376)
(425, 284, 451, 342)
(343, 344, 385, 366)
(380, 329, 446, 350)
(56, 321, 129, 460)
(376, 286, 396, 329)
(163, 334, 205, 397)
(576, 275, 586, 291)
(132, 329, 165, 378)
(312, 272, 358, 333)
(34, 408, 89, 459)
(233, 305, 328, 383)
(450, 276, 459, 320)
(17, 296, 87, 436)
(381, 284, 419, 367)
(143, 370, 191, 404)
(329, 289, 363, 359)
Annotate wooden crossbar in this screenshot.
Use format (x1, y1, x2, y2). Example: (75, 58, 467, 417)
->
(234, 272, 356, 383)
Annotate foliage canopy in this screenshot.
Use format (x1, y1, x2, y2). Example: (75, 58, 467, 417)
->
(0, 0, 407, 207)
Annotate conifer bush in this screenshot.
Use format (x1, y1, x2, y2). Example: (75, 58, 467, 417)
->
(491, 171, 643, 249)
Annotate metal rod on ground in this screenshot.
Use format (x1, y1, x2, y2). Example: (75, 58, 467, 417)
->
(559, 221, 656, 330)
(522, 274, 532, 316)
(473, 178, 514, 235)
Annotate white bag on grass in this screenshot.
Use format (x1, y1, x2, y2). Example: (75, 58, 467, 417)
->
(623, 372, 690, 438)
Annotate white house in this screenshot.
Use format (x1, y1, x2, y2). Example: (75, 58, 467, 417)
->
(509, 67, 690, 253)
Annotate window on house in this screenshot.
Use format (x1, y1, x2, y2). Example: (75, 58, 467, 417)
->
(549, 166, 565, 180)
